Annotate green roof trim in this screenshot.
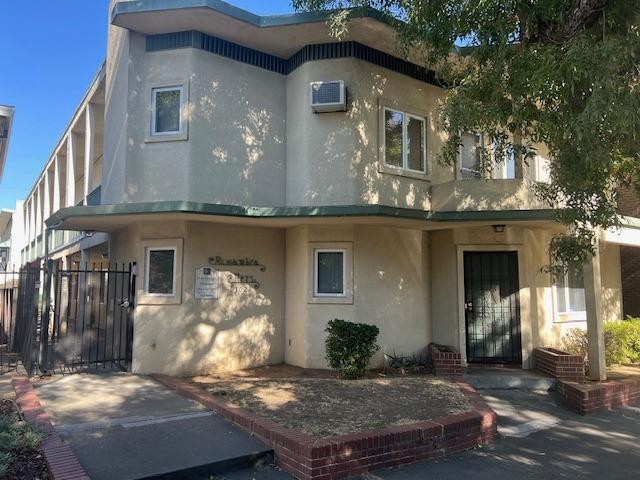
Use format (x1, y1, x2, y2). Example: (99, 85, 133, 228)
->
(111, 0, 395, 29)
(45, 201, 558, 229)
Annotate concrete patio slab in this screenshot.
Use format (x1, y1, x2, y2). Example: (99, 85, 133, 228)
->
(34, 372, 278, 480)
(465, 367, 556, 391)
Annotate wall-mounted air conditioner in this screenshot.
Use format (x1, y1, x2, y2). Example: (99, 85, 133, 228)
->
(310, 81, 347, 113)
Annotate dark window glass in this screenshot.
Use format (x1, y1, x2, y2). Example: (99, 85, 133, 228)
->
(407, 117, 425, 171)
(148, 249, 175, 294)
(154, 89, 181, 133)
(316, 251, 344, 295)
(384, 110, 403, 167)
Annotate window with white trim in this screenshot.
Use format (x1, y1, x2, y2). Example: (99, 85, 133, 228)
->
(151, 86, 183, 135)
(384, 108, 426, 173)
(458, 132, 484, 179)
(145, 247, 176, 295)
(491, 141, 517, 179)
(555, 265, 586, 318)
(314, 249, 346, 297)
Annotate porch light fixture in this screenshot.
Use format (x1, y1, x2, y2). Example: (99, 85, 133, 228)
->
(492, 225, 506, 233)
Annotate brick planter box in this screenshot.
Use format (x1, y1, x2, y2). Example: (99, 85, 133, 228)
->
(534, 347, 585, 381)
(430, 344, 463, 376)
(557, 377, 640, 415)
(153, 375, 497, 480)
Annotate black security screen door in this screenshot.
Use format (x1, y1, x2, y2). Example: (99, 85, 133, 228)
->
(464, 251, 522, 364)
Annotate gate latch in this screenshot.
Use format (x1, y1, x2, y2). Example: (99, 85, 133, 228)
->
(464, 302, 473, 311)
(119, 299, 131, 309)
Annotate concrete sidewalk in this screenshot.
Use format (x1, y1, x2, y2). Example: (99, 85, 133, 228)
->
(34, 372, 290, 480)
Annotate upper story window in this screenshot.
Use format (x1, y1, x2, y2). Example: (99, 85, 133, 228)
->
(459, 134, 517, 180)
(151, 86, 183, 135)
(555, 265, 586, 320)
(383, 108, 426, 174)
(491, 142, 516, 179)
(459, 133, 484, 179)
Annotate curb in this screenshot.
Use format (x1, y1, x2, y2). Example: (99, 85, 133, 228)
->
(153, 374, 497, 480)
(12, 377, 90, 480)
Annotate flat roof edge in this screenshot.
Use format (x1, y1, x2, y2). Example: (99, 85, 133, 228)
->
(46, 201, 559, 228)
(111, 0, 394, 29)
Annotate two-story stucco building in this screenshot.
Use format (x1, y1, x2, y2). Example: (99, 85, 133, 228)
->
(13, 0, 639, 378)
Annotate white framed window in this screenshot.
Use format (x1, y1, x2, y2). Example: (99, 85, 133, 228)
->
(554, 265, 586, 320)
(151, 86, 183, 135)
(458, 132, 484, 179)
(491, 141, 517, 179)
(383, 107, 427, 174)
(144, 247, 177, 296)
(314, 249, 346, 297)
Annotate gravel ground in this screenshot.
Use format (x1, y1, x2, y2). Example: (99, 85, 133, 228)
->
(194, 376, 472, 437)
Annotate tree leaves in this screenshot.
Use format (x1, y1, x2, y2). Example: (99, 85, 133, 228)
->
(293, 0, 640, 269)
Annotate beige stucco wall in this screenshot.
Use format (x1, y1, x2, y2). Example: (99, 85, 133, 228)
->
(104, 32, 287, 206)
(110, 220, 285, 376)
(285, 224, 431, 369)
(286, 57, 450, 209)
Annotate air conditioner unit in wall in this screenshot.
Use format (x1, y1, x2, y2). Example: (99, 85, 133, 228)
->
(310, 81, 347, 113)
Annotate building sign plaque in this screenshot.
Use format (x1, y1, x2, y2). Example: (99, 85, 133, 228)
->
(195, 266, 219, 299)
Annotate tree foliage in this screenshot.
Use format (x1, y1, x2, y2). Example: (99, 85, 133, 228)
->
(293, 0, 640, 271)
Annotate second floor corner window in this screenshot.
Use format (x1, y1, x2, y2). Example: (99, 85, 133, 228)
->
(459, 132, 484, 179)
(555, 265, 586, 318)
(384, 108, 426, 174)
(152, 86, 183, 135)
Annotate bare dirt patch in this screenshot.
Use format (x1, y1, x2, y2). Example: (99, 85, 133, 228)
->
(607, 364, 640, 380)
(192, 372, 472, 437)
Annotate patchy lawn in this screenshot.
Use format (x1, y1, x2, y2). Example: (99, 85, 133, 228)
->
(192, 370, 472, 437)
(0, 399, 50, 480)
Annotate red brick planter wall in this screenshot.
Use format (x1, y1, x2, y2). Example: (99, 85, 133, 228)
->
(534, 347, 585, 381)
(430, 345, 463, 376)
(153, 375, 496, 480)
(557, 377, 640, 415)
(12, 377, 90, 480)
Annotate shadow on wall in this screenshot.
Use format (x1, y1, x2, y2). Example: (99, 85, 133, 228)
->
(125, 63, 285, 205)
(141, 272, 276, 375)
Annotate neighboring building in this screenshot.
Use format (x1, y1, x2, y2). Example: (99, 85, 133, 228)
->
(13, 0, 635, 376)
(618, 185, 640, 318)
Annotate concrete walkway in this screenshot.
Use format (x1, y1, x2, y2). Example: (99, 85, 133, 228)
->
(357, 389, 640, 479)
(34, 372, 290, 480)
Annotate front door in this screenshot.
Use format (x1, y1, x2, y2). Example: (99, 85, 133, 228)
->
(463, 251, 522, 364)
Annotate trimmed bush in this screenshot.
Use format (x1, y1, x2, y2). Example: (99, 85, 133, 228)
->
(561, 318, 640, 368)
(325, 319, 380, 379)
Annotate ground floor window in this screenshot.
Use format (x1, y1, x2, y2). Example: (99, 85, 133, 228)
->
(555, 265, 586, 319)
(145, 247, 176, 295)
(314, 249, 345, 297)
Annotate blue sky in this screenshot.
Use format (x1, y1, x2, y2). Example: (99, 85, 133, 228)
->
(0, 0, 294, 211)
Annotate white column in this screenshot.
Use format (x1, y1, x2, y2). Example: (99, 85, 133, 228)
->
(584, 242, 607, 381)
(84, 103, 95, 204)
(43, 170, 51, 222)
(53, 155, 61, 213)
(66, 133, 77, 207)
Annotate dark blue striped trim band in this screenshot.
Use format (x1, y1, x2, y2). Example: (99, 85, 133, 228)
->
(146, 31, 443, 87)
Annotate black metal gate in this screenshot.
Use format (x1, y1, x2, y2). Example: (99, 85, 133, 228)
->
(464, 251, 522, 364)
(0, 261, 135, 376)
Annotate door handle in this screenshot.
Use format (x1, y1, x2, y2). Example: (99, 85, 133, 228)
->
(464, 302, 473, 311)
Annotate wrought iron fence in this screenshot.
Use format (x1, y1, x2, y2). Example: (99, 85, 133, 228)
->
(0, 261, 135, 376)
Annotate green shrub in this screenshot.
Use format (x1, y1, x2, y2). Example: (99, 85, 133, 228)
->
(0, 410, 43, 477)
(325, 319, 380, 379)
(561, 318, 640, 368)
